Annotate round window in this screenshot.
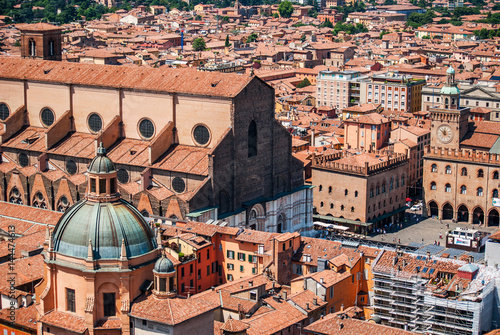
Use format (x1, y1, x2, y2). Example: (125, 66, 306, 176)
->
(66, 160, 77, 175)
(41, 108, 55, 127)
(12, 187, 20, 197)
(88, 113, 103, 133)
(0, 103, 9, 121)
(117, 169, 129, 184)
(193, 125, 210, 146)
(60, 196, 69, 206)
(18, 153, 29, 167)
(172, 177, 186, 193)
(139, 119, 155, 139)
(36, 192, 44, 201)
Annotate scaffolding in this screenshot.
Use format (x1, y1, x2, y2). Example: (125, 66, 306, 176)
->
(371, 268, 495, 335)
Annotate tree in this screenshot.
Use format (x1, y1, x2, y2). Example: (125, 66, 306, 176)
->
(246, 32, 258, 43)
(384, 0, 396, 4)
(192, 37, 206, 51)
(278, 0, 293, 18)
(296, 77, 311, 88)
(225, 35, 231, 47)
(320, 18, 333, 28)
(195, 14, 202, 20)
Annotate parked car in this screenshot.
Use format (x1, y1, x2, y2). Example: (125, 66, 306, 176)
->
(410, 203, 422, 211)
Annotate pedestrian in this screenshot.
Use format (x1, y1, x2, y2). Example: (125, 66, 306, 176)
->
(422, 238, 424, 244)
(398, 239, 401, 244)
(438, 241, 440, 246)
(434, 240, 436, 245)
(439, 232, 442, 239)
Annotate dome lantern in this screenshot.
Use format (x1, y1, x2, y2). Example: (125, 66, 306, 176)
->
(86, 142, 119, 202)
(153, 251, 176, 299)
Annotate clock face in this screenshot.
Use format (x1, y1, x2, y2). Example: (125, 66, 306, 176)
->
(437, 124, 453, 144)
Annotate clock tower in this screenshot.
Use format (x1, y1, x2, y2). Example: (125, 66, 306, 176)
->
(429, 66, 470, 150)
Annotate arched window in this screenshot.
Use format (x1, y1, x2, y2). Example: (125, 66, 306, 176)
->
(445, 165, 452, 174)
(461, 167, 467, 176)
(367, 206, 371, 213)
(9, 187, 22, 204)
(460, 185, 467, 194)
(445, 97, 449, 106)
(330, 203, 333, 209)
(29, 39, 36, 56)
(494, 171, 499, 180)
(401, 176, 405, 186)
(328, 186, 332, 193)
(431, 164, 437, 173)
(493, 189, 499, 198)
(48, 38, 55, 56)
(376, 185, 380, 195)
(320, 201, 324, 207)
(477, 187, 483, 196)
(354, 190, 358, 197)
(344, 189, 348, 196)
(370, 186, 374, 198)
(341, 205, 344, 211)
(248, 120, 257, 157)
(478, 169, 484, 178)
(390, 177, 394, 190)
(319, 185, 323, 192)
(219, 190, 230, 214)
(445, 183, 451, 192)
(382, 183, 386, 193)
(351, 206, 355, 212)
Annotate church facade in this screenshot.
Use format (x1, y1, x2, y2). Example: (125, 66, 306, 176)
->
(422, 67, 500, 227)
(0, 33, 312, 233)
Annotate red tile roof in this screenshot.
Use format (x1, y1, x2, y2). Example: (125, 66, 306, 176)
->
(40, 310, 87, 333)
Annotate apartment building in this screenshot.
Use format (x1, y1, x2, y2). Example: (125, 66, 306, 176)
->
(316, 70, 367, 109)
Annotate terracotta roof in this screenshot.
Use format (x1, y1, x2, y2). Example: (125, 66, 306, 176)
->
(0, 304, 38, 331)
(220, 317, 250, 332)
(0, 57, 254, 98)
(129, 294, 218, 325)
(305, 313, 417, 334)
(288, 289, 326, 312)
(16, 23, 62, 31)
(40, 310, 87, 333)
(153, 145, 210, 175)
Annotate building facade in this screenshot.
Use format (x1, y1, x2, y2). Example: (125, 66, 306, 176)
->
(0, 54, 312, 234)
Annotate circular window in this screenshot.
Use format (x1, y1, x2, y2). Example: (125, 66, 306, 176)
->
(117, 169, 129, 184)
(41, 108, 55, 127)
(0, 103, 9, 121)
(36, 192, 44, 201)
(172, 177, 186, 193)
(18, 153, 29, 167)
(138, 119, 155, 139)
(66, 160, 77, 175)
(88, 113, 103, 133)
(60, 196, 69, 206)
(193, 125, 210, 146)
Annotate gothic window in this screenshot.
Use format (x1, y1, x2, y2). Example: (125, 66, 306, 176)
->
(344, 189, 348, 196)
(478, 169, 484, 178)
(477, 187, 483, 196)
(57, 196, 70, 212)
(248, 120, 257, 157)
(431, 164, 437, 172)
(445, 165, 452, 174)
(430, 182, 437, 190)
(493, 189, 499, 198)
(493, 171, 499, 180)
(33, 192, 47, 209)
(461, 167, 467, 176)
(460, 185, 467, 195)
(9, 187, 22, 204)
(445, 184, 451, 193)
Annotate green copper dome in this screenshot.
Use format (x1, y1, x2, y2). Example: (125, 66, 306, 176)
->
(154, 255, 175, 274)
(52, 199, 157, 260)
(440, 86, 460, 95)
(88, 144, 115, 174)
(447, 66, 455, 74)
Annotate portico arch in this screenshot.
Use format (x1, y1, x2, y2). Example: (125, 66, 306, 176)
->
(442, 202, 454, 220)
(472, 206, 484, 225)
(488, 208, 499, 227)
(428, 201, 439, 217)
(457, 204, 469, 222)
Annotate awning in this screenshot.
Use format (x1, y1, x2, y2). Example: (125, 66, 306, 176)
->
(313, 214, 372, 227)
(369, 206, 409, 224)
(313, 221, 349, 231)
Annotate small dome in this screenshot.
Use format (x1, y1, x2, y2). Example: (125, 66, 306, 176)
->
(88, 144, 115, 174)
(154, 255, 175, 273)
(440, 86, 460, 95)
(447, 66, 455, 74)
(52, 199, 157, 260)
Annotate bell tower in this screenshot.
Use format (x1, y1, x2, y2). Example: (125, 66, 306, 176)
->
(18, 23, 62, 61)
(429, 66, 470, 150)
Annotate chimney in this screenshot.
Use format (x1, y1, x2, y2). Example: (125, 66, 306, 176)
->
(310, 129, 315, 146)
(306, 302, 310, 310)
(470, 255, 474, 263)
(340, 304, 344, 312)
(320, 277, 324, 284)
(282, 291, 287, 300)
(249, 281, 253, 287)
(393, 256, 398, 266)
(313, 298, 318, 306)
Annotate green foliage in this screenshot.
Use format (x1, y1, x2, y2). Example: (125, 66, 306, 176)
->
(384, 0, 396, 5)
(278, 0, 293, 18)
(296, 77, 311, 88)
(477, 12, 500, 24)
(379, 30, 390, 38)
(195, 14, 202, 20)
(407, 11, 436, 28)
(319, 18, 333, 28)
(474, 27, 500, 39)
(246, 32, 258, 43)
(422, 35, 431, 39)
(332, 22, 368, 35)
(450, 19, 463, 26)
(293, 21, 306, 27)
(453, 6, 479, 17)
(225, 34, 230, 47)
(192, 37, 206, 51)
(300, 34, 306, 42)
(273, 12, 279, 18)
(333, 2, 365, 18)
(306, 0, 317, 17)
